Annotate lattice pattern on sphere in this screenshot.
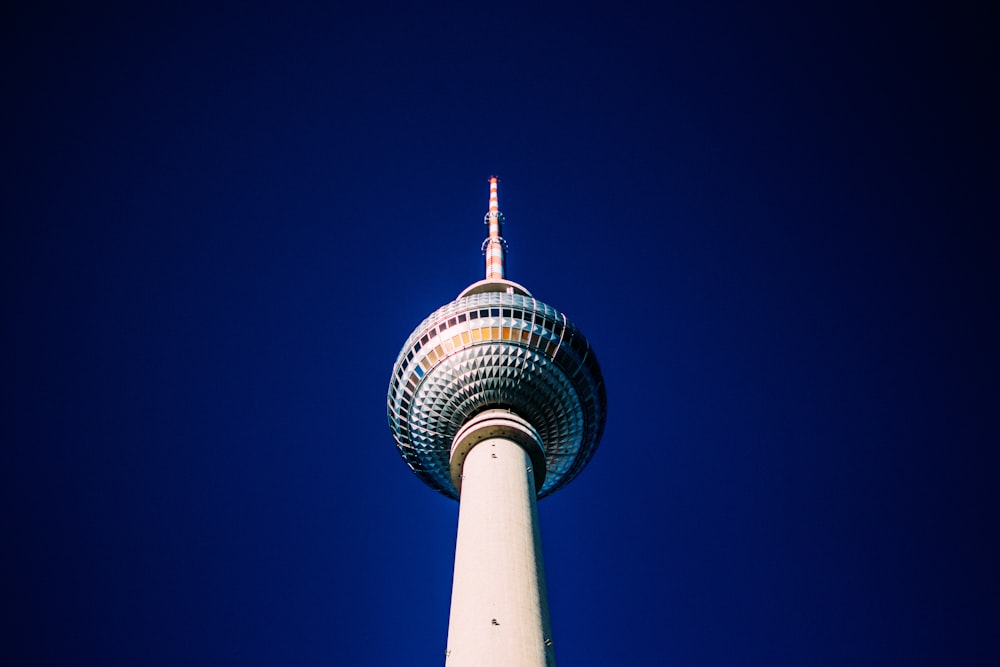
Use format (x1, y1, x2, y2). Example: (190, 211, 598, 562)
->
(387, 290, 607, 499)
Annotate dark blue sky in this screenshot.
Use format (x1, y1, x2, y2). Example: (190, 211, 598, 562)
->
(2, 2, 995, 665)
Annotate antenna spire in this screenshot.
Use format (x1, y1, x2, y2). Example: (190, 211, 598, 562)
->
(483, 176, 506, 279)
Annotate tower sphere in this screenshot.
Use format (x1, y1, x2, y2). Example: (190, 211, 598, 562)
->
(387, 273, 607, 500)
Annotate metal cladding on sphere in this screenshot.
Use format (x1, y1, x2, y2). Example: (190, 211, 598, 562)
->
(387, 288, 606, 499)
(387, 179, 607, 500)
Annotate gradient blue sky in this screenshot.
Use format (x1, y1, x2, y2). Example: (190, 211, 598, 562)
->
(2, 2, 995, 665)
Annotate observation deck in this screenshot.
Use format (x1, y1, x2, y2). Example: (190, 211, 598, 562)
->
(387, 279, 606, 500)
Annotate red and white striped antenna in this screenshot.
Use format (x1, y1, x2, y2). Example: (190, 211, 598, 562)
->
(483, 176, 507, 279)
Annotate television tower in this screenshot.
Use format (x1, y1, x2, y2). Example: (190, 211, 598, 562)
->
(387, 178, 607, 666)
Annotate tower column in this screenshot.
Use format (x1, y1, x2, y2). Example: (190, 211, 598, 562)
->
(387, 178, 607, 666)
(446, 413, 555, 667)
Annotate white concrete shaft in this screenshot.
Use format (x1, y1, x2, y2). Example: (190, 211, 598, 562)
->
(445, 437, 555, 667)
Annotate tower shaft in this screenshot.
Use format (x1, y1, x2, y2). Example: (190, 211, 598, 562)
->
(446, 436, 555, 667)
(388, 178, 607, 665)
